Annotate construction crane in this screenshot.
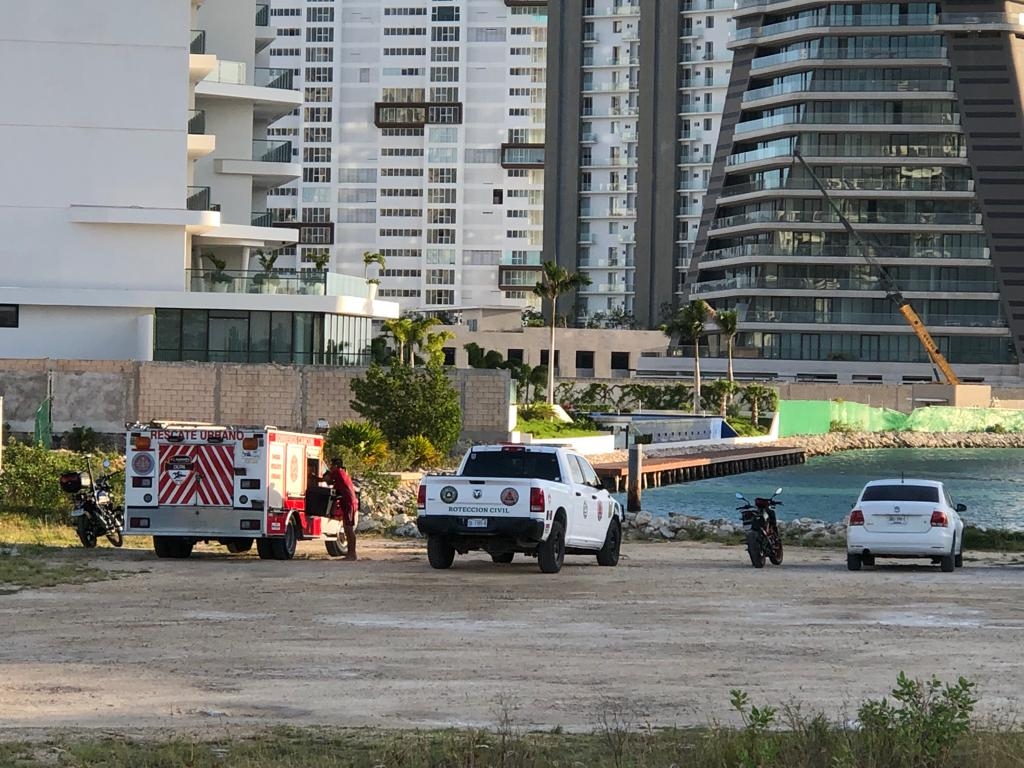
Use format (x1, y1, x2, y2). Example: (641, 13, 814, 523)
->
(791, 149, 960, 385)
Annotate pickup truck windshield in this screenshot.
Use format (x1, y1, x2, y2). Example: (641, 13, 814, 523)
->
(461, 451, 562, 482)
(861, 485, 939, 503)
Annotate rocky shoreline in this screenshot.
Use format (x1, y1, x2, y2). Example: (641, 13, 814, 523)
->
(365, 431, 1024, 541)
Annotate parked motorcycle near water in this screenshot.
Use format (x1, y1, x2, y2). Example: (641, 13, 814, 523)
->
(60, 458, 124, 548)
(735, 488, 783, 568)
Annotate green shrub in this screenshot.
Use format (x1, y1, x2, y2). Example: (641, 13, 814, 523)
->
(64, 425, 99, 453)
(985, 423, 1007, 434)
(324, 421, 390, 466)
(0, 439, 122, 520)
(351, 361, 462, 456)
(398, 435, 442, 468)
(519, 403, 557, 421)
(829, 420, 857, 433)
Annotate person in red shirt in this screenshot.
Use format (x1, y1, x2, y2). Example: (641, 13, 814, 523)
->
(323, 457, 359, 560)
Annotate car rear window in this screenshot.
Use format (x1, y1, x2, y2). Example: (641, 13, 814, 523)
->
(461, 451, 561, 482)
(861, 484, 939, 503)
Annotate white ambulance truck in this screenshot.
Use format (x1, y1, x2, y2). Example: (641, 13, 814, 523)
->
(123, 422, 347, 560)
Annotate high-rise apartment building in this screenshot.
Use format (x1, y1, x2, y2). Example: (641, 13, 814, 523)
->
(687, 4, 1024, 381)
(545, 1, 734, 328)
(268, 0, 549, 313)
(0, 0, 396, 364)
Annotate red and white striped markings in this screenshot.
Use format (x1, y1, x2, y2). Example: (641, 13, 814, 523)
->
(158, 444, 236, 506)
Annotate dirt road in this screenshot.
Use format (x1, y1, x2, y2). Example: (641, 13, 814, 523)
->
(3, 540, 1024, 737)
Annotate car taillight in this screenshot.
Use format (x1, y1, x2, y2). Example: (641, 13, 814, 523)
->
(849, 509, 864, 526)
(530, 487, 545, 514)
(417, 485, 426, 510)
(930, 510, 949, 527)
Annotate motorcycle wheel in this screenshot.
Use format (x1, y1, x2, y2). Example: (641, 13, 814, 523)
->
(104, 509, 124, 547)
(106, 527, 124, 548)
(746, 530, 766, 568)
(768, 532, 783, 566)
(76, 518, 98, 549)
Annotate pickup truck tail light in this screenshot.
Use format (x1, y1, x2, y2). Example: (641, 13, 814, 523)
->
(849, 509, 864, 526)
(930, 510, 949, 527)
(417, 484, 426, 511)
(529, 487, 545, 514)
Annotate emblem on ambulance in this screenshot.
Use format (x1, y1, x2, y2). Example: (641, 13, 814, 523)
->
(131, 453, 154, 475)
(166, 455, 193, 485)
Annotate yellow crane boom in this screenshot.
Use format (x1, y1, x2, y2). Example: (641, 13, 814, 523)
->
(792, 150, 960, 385)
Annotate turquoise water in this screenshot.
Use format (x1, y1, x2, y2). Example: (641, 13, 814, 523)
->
(615, 448, 1024, 531)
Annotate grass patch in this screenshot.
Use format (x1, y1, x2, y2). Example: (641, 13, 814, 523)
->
(0, 545, 113, 589)
(964, 525, 1024, 553)
(0, 511, 150, 550)
(516, 418, 606, 439)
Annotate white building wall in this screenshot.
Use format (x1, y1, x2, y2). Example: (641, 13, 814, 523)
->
(9, 307, 153, 361)
(269, 0, 547, 313)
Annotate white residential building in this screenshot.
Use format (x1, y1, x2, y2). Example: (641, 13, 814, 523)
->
(0, 0, 397, 364)
(545, 0, 734, 328)
(267, 0, 548, 313)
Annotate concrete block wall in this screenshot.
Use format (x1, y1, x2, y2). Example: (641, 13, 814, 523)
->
(0, 359, 515, 444)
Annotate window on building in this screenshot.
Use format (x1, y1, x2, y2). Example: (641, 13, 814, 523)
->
(507, 348, 524, 364)
(0, 304, 18, 327)
(576, 350, 595, 371)
(611, 351, 630, 371)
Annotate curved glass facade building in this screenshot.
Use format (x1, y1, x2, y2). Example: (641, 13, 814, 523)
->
(689, 4, 1024, 380)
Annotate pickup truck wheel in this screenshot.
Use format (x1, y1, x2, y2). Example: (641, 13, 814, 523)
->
(596, 519, 621, 567)
(427, 535, 456, 569)
(491, 552, 515, 564)
(325, 531, 346, 558)
(538, 521, 565, 574)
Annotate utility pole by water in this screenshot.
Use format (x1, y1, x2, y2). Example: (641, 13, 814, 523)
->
(627, 443, 643, 512)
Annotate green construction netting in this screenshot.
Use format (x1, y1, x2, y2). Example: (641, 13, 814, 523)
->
(778, 399, 1024, 436)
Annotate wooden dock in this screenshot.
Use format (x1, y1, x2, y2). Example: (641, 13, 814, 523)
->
(592, 446, 806, 493)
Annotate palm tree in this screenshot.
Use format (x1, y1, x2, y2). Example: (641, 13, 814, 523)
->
(713, 309, 739, 383)
(741, 383, 779, 428)
(422, 329, 454, 367)
(407, 315, 442, 366)
(661, 300, 709, 413)
(362, 251, 386, 281)
(532, 261, 591, 405)
(382, 317, 414, 365)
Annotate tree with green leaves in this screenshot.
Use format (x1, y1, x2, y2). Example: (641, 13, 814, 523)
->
(363, 251, 386, 281)
(351, 361, 462, 455)
(702, 379, 741, 418)
(741, 383, 779, 427)
(713, 309, 740, 384)
(533, 260, 591, 405)
(382, 317, 414, 365)
(421, 328, 454, 367)
(661, 299, 710, 413)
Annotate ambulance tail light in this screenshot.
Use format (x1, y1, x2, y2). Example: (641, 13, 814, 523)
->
(242, 437, 259, 450)
(133, 436, 152, 451)
(417, 484, 426, 510)
(530, 487, 545, 514)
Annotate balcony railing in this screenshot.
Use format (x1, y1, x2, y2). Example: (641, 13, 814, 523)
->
(719, 176, 975, 198)
(187, 269, 330, 296)
(190, 29, 206, 54)
(501, 251, 543, 266)
(739, 309, 1005, 327)
(751, 46, 946, 70)
(251, 211, 273, 227)
(710, 209, 982, 231)
(188, 109, 206, 135)
(252, 139, 292, 163)
(700, 244, 990, 264)
(186, 186, 212, 211)
(727, 141, 967, 167)
(743, 79, 955, 103)
(255, 3, 269, 26)
(255, 67, 294, 90)
(732, 13, 939, 43)
(735, 110, 961, 135)
(690, 276, 999, 294)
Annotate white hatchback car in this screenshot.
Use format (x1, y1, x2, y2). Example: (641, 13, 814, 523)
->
(846, 479, 966, 572)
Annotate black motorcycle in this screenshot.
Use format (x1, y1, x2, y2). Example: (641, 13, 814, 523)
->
(60, 459, 123, 548)
(735, 488, 783, 568)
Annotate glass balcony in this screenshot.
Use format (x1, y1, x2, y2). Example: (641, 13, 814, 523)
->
(188, 109, 206, 135)
(255, 67, 294, 90)
(502, 251, 543, 266)
(186, 186, 212, 211)
(190, 29, 206, 55)
(719, 176, 974, 197)
(251, 211, 273, 227)
(735, 110, 960, 135)
(739, 309, 1005, 327)
(751, 46, 946, 70)
(690, 275, 998, 294)
(700, 244, 990, 263)
(733, 13, 939, 44)
(252, 139, 292, 163)
(743, 79, 954, 103)
(187, 269, 331, 296)
(710, 209, 982, 230)
(255, 3, 269, 26)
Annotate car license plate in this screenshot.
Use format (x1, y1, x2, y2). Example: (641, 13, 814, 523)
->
(466, 518, 488, 528)
(889, 515, 905, 525)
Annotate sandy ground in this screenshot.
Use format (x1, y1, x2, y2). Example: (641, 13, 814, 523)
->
(3, 539, 1024, 740)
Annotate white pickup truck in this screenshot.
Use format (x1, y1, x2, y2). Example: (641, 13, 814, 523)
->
(416, 444, 623, 574)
